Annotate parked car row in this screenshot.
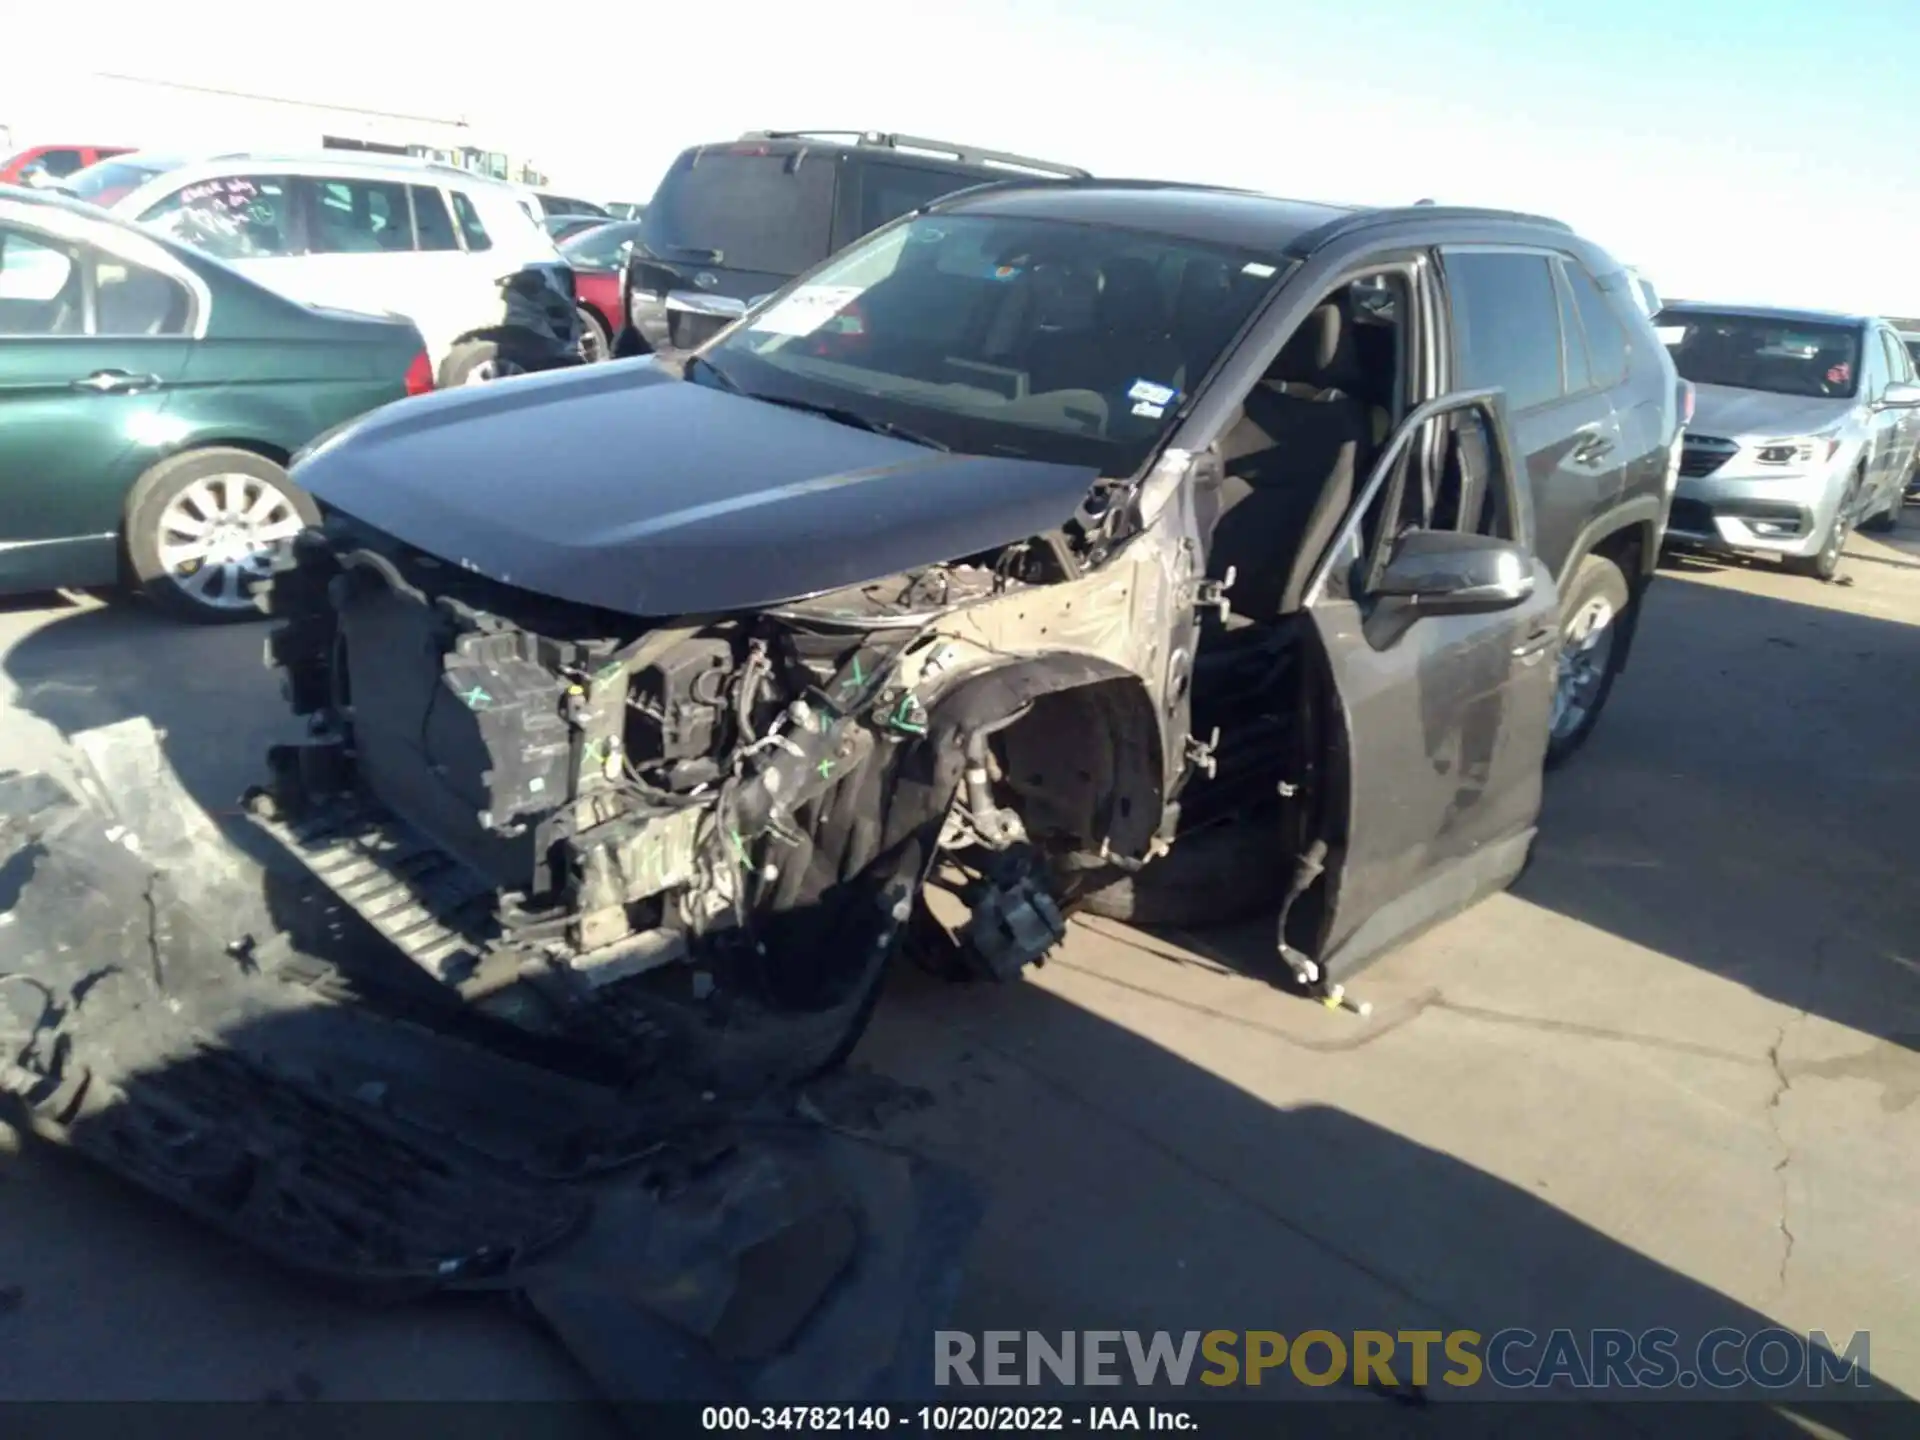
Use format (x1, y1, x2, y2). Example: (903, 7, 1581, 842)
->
(11, 109, 1905, 1039)
(58, 150, 582, 385)
(0, 184, 430, 618)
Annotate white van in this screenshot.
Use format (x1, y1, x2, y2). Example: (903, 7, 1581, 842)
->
(66, 151, 579, 385)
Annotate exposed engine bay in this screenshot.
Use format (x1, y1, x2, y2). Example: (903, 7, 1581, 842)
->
(250, 468, 1320, 1075)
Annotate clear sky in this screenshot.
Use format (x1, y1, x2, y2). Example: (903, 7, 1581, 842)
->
(18, 0, 1920, 315)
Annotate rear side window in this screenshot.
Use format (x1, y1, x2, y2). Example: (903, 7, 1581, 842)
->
(140, 175, 298, 260)
(1443, 251, 1565, 414)
(309, 177, 412, 253)
(88, 246, 193, 337)
(1565, 263, 1629, 386)
(857, 160, 974, 234)
(641, 147, 836, 276)
(411, 185, 460, 251)
(449, 190, 492, 252)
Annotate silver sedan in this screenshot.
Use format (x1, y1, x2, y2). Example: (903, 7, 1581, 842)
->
(1659, 304, 1920, 579)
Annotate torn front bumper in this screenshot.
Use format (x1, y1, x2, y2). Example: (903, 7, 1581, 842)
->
(0, 721, 980, 1409)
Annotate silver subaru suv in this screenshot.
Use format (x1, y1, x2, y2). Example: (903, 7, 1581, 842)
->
(1659, 303, 1920, 579)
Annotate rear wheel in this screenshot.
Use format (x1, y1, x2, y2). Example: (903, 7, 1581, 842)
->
(1546, 554, 1631, 769)
(576, 306, 611, 364)
(125, 448, 317, 623)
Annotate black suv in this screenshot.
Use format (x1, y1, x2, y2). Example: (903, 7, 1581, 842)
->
(255, 180, 1684, 1083)
(610, 130, 1087, 358)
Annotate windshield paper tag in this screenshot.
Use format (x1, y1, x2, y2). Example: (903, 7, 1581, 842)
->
(750, 284, 865, 338)
(1128, 378, 1178, 407)
(1132, 400, 1166, 419)
(1242, 262, 1277, 278)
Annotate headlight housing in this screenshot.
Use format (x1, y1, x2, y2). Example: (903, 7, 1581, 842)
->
(1754, 436, 1841, 466)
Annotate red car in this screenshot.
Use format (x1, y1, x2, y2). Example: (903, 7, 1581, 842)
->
(0, 143, 133, 188)
(557, 219, 646, 362)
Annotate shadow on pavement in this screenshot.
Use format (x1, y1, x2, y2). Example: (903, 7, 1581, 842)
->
(1, 756, 1913, 1429)
(1035, 569, 1920, 1059)
(1514, 572, 1920, 1056)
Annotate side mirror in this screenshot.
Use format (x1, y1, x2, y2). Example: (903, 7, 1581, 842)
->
(1374, 529, 1534, 614)
(1878, 380, 1920, 410)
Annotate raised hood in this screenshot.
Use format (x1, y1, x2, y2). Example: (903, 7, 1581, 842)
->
(1688, 382, 1856, 441)
(292, 360, 1100, 617)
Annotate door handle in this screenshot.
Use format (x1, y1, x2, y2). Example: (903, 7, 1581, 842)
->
(72, 370, 162, 394)
(1512, 627, 1557, 659)
(1571, 431, 1614, 465)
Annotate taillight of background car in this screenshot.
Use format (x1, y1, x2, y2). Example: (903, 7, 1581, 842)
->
(1680, 379, 1696, 426)
(404, 351, 435, 396)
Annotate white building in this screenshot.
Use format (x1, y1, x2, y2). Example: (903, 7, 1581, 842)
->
(6, 71, 547, 186)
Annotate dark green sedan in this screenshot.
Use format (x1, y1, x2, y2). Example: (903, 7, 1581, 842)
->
(1, 184, 431, 621)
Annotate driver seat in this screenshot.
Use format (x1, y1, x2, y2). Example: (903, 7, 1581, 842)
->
(1206, 299, 1378, 621)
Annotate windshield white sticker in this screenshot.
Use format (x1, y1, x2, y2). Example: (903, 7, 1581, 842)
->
(1128, 379, 1178, 407)
(750, 284, 866, 337)
(1132, 400, 1166, 419)
(1242, 262, 1277, 278)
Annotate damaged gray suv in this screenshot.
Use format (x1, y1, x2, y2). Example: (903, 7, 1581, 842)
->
(252, 181, 1684, 1075)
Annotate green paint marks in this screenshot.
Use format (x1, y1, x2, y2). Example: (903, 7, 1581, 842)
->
(836, 654, 867, 700)
(461, 685, 493, 711)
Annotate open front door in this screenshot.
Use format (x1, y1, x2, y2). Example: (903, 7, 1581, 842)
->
(1299, 389, 1560, 983)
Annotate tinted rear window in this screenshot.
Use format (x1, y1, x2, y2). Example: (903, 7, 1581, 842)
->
(640, 147, 835, 277)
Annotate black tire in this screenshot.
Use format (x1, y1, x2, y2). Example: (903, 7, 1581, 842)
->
(1073, 817, 1277, 928)
(124, 447, 318, 624)
(1545, 553, 1632, 770)
(576, 306, 611, 364)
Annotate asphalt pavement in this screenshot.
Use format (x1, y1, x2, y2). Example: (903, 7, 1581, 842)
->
(1, 526, 1917, 1418)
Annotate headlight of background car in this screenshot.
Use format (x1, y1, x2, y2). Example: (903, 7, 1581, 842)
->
(1755, 436, 1841, 466)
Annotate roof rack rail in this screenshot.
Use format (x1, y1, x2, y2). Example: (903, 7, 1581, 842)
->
(1290, 203, 1574, 254)
(736, 130, 1088, 179)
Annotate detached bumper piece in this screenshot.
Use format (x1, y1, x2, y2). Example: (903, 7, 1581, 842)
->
(0, 724, 981, 1409)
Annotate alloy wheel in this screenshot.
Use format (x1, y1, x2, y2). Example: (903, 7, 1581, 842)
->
(1550, 595, 1617, 742)
(154, 473, 305, 612)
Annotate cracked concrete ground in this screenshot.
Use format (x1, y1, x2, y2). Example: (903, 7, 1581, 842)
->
(1, 525, 1917, 1414)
